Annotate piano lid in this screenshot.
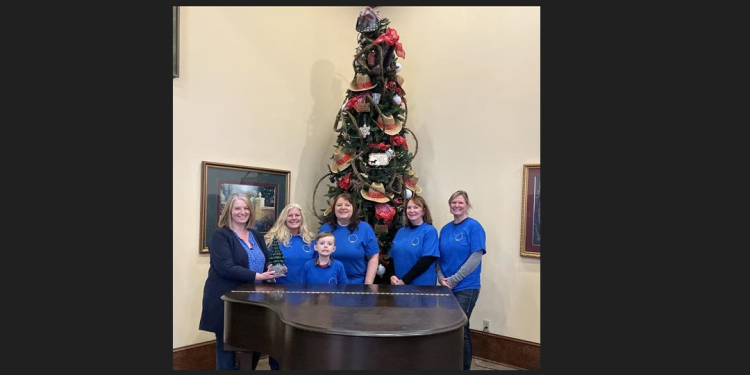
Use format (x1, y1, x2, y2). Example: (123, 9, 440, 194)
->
(222, 283, 467, 337)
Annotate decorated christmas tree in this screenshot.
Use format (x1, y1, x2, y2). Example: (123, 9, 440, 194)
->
(313, 6, 422, 284)
(267, 237, 288, 276)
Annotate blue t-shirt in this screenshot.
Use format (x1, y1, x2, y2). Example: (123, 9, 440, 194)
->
(275, 235, 316, 284)
(301, 258, 349, 284)
(438, 217, 486, 292)
(390, 223, 439, 286)
(318, 221, 379, 284)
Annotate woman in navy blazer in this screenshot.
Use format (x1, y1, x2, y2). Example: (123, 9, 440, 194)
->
(199, 193, 282, 370)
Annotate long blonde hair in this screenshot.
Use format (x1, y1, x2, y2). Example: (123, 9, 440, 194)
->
(264, 203, 314, 246)
(218, 193, 256, 229)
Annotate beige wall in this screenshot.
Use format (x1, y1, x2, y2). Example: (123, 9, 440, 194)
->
(173, 6, 539, 348)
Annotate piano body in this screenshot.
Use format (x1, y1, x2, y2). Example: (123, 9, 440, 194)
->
(222, 283, 467, 370)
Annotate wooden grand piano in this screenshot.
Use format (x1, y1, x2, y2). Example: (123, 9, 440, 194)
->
(222, 283, 467, 370)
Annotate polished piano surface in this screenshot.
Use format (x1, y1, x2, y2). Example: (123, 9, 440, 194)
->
(222, 283, 467, 370)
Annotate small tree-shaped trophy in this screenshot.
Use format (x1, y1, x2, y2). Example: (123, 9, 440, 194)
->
(267, 237, 288, 276)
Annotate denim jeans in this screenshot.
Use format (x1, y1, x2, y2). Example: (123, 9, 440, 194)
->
(269, 356, 280, 370)
(454, 289, 480, 370)
(214, 330, 238, 370)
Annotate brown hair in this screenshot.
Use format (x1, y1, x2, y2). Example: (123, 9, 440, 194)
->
(407, 195, 433, 225)
(315, 231, 336, 244)
(325, 193, 360, 232)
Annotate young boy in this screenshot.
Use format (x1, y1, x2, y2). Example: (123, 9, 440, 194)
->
(301, 232, 349, 284)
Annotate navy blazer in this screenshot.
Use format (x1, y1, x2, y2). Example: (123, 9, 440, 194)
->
(199, 226, 270, 334)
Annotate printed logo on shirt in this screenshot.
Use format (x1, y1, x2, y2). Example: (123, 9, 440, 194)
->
(455, 233, 464, 241)
(303, 245, 312, 253)
(348, 234, 359, 243)
(411, 237, 420, 246)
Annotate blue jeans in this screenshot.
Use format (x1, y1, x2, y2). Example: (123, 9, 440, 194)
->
(454, 289, 480, 370)
(214, 330, 237, 370)
(269, 356, 280, 370)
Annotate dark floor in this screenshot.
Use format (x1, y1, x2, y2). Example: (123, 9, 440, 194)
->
(254, 356, 518, 370)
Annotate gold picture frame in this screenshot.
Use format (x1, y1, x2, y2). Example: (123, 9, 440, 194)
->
(199, 161, 290, 254)
(520, 163, 540, 258)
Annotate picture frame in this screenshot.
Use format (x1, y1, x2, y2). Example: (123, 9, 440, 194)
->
(520, 163, 540, 258)
(173, 6, 179, 79)
(199, 161, 290, 254)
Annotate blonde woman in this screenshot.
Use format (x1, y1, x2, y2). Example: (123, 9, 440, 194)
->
(199, 193, 282, 370)
(264, 203, 316, 284)
(437, 190, 487, 371)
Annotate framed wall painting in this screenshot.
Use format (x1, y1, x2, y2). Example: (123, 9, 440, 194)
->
(520, 163, 540, 258)
(199, 161, 290, 254)
(173, 6, 179, 78)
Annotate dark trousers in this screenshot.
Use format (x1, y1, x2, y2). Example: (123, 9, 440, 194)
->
(454, 289, 480, 370)
(216, 331, 279, 370)
(214, 330, 237, 370)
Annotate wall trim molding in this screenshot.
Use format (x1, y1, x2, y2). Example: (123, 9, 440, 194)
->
(173, 340, 215, 370)
(471, 329, 540, 370)
(174, 332, 540, 370)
